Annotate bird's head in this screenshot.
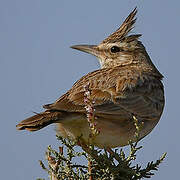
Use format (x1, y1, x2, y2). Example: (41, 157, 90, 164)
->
(71, 8, 162, 77)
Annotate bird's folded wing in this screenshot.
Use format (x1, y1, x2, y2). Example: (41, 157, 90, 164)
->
(44, 67, 164, 120)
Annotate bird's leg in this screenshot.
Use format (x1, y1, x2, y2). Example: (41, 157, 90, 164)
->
(106, 147, 114, 155)
(105, 147, 123, 163)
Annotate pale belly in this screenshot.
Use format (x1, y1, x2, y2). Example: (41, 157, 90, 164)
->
(56, 114, 159, 148)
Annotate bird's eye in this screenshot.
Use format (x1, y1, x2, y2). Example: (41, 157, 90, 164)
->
(110, 46, 121, 53)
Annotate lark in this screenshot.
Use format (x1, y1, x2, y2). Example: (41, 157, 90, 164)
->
(16, 8, 164, 148)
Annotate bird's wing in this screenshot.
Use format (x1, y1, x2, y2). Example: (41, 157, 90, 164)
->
(44, 66, 164, 120)
(114, 75, 164, 120)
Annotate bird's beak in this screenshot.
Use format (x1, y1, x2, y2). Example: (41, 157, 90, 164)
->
(70, 45, 99, 57)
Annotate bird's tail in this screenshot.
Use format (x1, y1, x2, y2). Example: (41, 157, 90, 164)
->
(16, 110, 63, 131)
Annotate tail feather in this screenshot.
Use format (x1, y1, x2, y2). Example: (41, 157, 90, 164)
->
(16, 110, 63, 131)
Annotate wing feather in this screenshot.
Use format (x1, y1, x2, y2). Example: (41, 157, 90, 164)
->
(44, 66, 164, 121)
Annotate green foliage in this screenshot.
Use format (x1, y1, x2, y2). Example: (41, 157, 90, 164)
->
(37, 134, 166, 180)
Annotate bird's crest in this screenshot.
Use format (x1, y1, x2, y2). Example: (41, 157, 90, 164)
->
(101, 7, 141, 44)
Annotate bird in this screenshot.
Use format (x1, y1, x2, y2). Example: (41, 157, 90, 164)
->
(16, 8, 164, 148)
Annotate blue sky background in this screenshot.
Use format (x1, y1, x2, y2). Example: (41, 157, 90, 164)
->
(1, 0, 179, 179)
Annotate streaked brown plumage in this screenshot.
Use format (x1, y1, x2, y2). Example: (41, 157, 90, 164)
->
(16, 8, 164, 148)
